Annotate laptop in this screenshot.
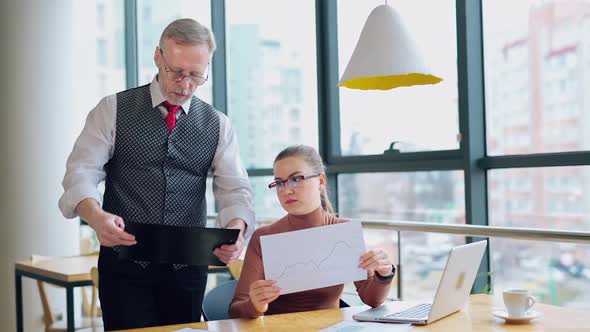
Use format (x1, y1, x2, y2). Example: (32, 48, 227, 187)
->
(353, 240, 487, 325)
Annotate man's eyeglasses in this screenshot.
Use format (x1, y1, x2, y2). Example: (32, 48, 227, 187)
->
(268, 174, 321, 190)
(159, 48, 209, 86)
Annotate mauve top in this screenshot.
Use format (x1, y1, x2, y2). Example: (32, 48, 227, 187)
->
(229, 207, 393, 319)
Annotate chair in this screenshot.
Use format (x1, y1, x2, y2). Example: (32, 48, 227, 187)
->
(89, 267, 100, 317)
(80, 267, 101, 318)
(201, 280, 238, 321)
(227, 259, 243, 280)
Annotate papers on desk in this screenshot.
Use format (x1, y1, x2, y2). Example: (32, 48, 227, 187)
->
(173, 328, 207, 332)
(261, 220, 366, 294)
(30, 255, 55, 264)
(320, 321, 411, 332)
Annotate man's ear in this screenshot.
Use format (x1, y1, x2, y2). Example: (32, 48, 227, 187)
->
(154, 47, 160, 66)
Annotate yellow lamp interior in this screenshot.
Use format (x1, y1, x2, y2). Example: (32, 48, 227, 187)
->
(339, 73, 443, 90)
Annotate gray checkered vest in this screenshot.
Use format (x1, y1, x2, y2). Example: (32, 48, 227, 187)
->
(103, 84, 220, 229)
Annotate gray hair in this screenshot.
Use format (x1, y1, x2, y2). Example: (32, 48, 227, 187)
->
(159, 18, 216, 55)
(274, 145, 335, 215)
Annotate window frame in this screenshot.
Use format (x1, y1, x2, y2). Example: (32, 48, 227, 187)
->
(120, 0, 590, 296)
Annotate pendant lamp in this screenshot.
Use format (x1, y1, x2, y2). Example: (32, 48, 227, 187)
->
(339, 3, 443, 90)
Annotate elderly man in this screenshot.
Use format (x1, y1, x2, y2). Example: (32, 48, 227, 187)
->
(59, 18, 254, 330)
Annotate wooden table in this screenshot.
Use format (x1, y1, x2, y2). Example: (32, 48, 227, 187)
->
(15, 255, 231, 332)
(116, 294, 590, 331)
(15, 255, 98, 332)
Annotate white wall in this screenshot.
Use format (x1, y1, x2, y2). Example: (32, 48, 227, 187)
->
(0, 1, 82, 331)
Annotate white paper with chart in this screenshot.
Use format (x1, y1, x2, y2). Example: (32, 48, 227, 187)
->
(261, 220, 367, 295)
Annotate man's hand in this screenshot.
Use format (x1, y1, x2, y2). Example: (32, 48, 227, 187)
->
(90, 211, 137, 247)
(214, 218, 246, 264)
(76, 198, 136, 247)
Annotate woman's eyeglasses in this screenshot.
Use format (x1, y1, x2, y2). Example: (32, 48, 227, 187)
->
(268, 174, 320, 190)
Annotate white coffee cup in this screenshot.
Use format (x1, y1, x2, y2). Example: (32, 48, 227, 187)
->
(503, 289, 535, 318)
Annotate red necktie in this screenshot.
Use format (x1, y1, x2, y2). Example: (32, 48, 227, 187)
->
(162, 101, 181, 132)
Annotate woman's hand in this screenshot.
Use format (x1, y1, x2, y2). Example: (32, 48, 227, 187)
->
(359, 249, 393, 277)
(249, 280, 281, 313)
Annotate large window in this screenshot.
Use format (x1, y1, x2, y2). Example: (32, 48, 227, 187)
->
(489, 166, 590, 231)
(249, 177, 286, 221)
(206, 177, 215, 224)
(73, 0, 126, 109)
(483, 0, 590, 155)
(226, 0, 318, 169)
(482, 0, 590, 310)
(338, 171, 464, 300)
(337, 0, 459, 156)
(491, 238, 590, 309)
(91, 0, 590, 310)
(340, 227, 399, 304)
(401, 233, 466, 300)
(137, 0, 212, 103)
(338, 172, 464, 223)
(74, 0, 126, 254)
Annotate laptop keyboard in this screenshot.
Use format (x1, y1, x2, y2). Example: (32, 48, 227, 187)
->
(386, 303, 432, 319)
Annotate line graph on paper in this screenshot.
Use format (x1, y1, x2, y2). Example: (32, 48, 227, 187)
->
(271, 240, 354, 280)
(261, 220, 367, 295)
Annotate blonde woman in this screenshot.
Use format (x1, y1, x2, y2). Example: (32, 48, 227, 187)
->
(230, 145, 395, 318)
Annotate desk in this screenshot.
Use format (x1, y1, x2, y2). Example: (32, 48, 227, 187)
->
(15, 255, 98, 332)
(116, 294, 590, 331)
(15, 255, 230, 332)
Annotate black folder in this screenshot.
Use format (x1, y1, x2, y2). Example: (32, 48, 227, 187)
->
(117, 222, 240, 266)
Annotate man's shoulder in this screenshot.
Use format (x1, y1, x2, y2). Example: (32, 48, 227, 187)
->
(117, 83, 151, 96)
(114, 84, 151, 104)
(189, 96, 225, 117)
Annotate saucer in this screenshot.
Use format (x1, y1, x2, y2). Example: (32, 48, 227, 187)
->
(492, 309, 542, 323)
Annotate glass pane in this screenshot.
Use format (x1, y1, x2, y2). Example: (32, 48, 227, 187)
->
(226, 0, 318, 169)
(491, 238, 590, 309)
(338, 171, 465, 223)
(489, 167, 590, 231)
(483, 0, 590, 155)
(338, 171, 465, 300)
(343, 228, 399, 303)
(337, 0, 459, 155)
(250, 177, 287, 222)
(80, 224, 99, 254)
(401, 233, 466, 300)
(206, 177, 215, 214)
(73, 0, 126, 110)
(73, 1, 125, 255)
(137, 0, 212, 104)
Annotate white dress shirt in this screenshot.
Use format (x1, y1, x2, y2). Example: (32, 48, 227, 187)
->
(59, 76, 256, 239)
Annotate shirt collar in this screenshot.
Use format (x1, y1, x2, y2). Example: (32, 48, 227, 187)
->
(150, 75, 192, 114)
